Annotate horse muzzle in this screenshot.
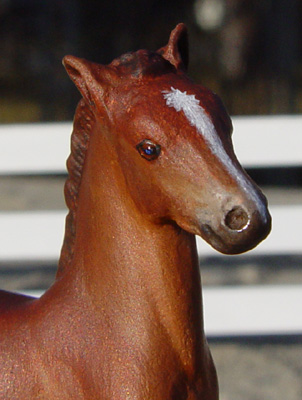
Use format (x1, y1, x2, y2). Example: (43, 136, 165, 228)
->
(198, 200, 272, 255)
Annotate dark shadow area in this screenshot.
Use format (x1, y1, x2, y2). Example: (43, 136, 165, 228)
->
(0, 262, 57, 291)
(247, 166, 302, 187)
(208, 334, 302, 345)
(200, 255, 302, 286)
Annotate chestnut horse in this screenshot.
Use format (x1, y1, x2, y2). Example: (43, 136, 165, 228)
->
(0, 24, 270, 399)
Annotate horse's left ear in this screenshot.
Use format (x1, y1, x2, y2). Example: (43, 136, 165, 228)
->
(157, 23, 189, 71)
(63, 55, 117, 108)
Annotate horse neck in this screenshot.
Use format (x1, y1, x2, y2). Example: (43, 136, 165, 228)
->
(56, 115, 203, 335)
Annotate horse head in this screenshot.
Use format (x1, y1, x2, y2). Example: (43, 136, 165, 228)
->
(63, 23, 271, 255)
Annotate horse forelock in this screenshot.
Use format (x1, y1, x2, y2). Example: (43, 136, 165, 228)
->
(111, 50, 175, 78)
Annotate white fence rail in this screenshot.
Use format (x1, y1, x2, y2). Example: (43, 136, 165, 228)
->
(0, 205, 301, 262)
(1, 116, 301, 337)
(1, 115, 302, 175)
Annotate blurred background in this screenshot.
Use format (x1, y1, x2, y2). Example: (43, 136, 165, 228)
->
(0, 0, 302, 122)
(0, 1, 302, 399)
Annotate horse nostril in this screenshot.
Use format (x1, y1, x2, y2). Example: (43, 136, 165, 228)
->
(225, 206, 249, 231)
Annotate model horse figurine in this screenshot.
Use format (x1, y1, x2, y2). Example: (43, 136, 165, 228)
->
(0, 24, 270, 399)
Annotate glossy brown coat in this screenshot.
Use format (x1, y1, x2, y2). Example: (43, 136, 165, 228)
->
(0, 24, 271, 399)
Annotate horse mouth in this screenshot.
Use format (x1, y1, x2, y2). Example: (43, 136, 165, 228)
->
(199, 224, 231, 254)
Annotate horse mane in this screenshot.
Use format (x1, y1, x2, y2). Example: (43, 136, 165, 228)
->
(58, 99, 95, 273)
(57, 50, 175, 275)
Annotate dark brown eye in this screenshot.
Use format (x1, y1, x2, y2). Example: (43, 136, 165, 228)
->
(136, 139, 161, 161)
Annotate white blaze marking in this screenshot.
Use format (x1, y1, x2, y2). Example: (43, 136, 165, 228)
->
(162, 87, 267, 222)
(163, 87, 218, 151)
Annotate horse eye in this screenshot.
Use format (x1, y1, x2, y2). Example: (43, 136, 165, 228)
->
(136, 139, 161, 161)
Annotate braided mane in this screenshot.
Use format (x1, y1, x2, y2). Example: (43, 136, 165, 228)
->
(58, 99, 95, 273)
(57, 51, 174, 275)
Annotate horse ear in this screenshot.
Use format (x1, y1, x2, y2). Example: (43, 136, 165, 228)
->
(157, 23, 189, 71)
(63, 55, 116, 108)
